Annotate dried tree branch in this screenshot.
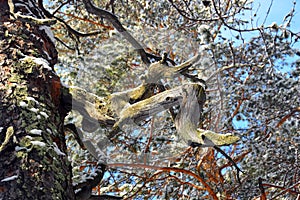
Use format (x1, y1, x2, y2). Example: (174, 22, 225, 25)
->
(112, 84, 185, 129)
(145, 54, 201, 83)
(68, 86, 115, 132)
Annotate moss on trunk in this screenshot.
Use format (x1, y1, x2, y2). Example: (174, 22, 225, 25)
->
(0, 0, 74, 199)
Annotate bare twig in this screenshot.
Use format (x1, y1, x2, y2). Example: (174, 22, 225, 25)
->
(262, 0, 274, 25)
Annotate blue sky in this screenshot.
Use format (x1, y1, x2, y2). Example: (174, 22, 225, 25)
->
(232, 0, 299, 45)
(226, 0, 300, 130)
(254, 0, 299, 31)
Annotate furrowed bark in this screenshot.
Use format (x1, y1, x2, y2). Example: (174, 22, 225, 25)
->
(0, 0, 75, 199)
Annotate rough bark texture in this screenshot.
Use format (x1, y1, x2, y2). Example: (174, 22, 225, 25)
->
(0, 0, 74, 199)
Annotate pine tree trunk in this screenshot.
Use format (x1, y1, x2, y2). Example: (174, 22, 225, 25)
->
(0, 0, 75, 199)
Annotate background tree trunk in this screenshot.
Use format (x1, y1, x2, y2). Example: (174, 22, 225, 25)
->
(0, 0, 74, 199)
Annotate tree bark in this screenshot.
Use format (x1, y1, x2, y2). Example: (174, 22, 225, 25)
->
(0, 0, 75, 199)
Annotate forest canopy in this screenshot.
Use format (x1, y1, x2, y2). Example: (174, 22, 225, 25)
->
(3, 0, 299, 199)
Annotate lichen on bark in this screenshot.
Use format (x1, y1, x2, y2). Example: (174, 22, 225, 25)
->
(0, 0, 74, 199)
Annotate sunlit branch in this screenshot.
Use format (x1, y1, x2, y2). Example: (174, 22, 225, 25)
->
(108, 163, 219, 200)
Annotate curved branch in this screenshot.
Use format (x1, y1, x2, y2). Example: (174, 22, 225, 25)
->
(38, 0, 104, 38)
(39, 0, 177, 65)
(167, 0, 220, 22)
(145, 54, 201, 83)
(213, 146, 243, 183)
(108, 163, 219, 200)
(65, 123, 86, 149)
(82, 0, 151, 65)
(54, 36, 76, 50)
